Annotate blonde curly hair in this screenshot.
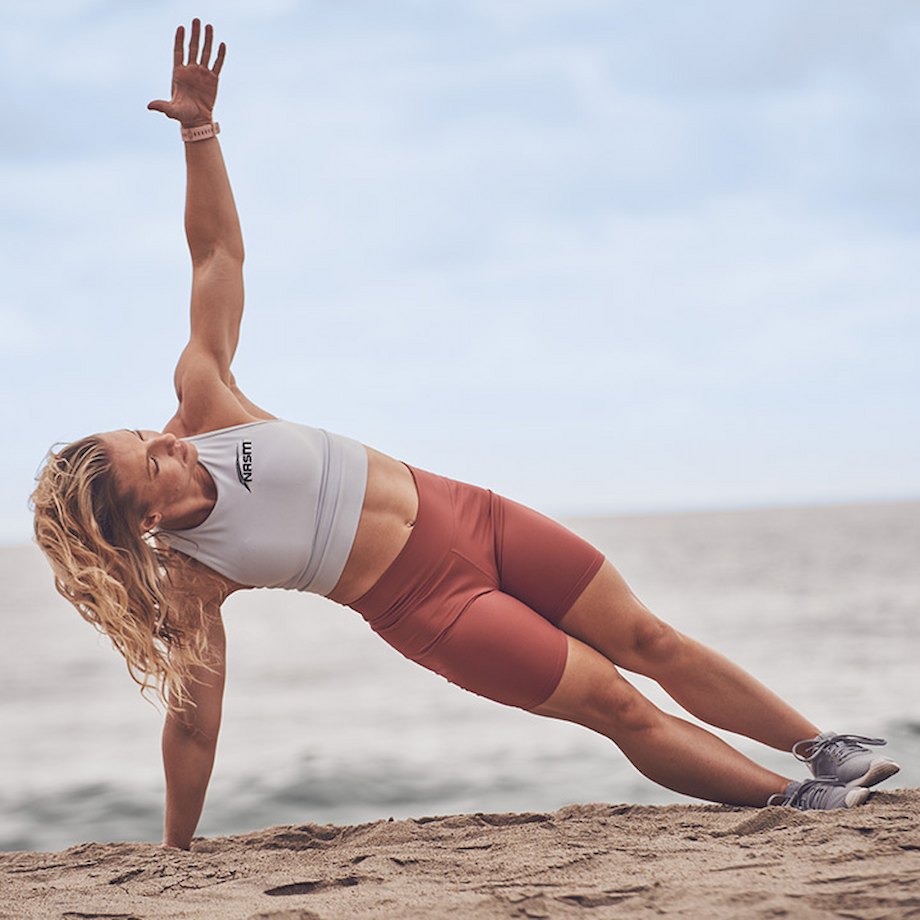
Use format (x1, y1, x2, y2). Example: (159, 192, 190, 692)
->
(31, 435, 213, 711)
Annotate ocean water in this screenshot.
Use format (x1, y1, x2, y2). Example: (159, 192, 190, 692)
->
(1, 500, 918, 853)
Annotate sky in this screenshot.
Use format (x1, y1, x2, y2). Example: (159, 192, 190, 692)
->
(2, 0, 918, 543)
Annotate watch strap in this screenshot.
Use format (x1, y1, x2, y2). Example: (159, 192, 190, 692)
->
(181, 122, 221, 143)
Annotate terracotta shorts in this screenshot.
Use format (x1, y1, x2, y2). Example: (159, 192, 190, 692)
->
(348, 465, 605, 710)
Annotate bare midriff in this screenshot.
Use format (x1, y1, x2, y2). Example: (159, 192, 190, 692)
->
(326, 446, 420, 606)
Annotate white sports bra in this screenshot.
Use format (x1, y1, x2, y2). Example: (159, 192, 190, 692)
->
(157, 419, 368, 596)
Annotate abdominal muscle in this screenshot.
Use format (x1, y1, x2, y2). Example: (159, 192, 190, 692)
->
(325, 446, 420, 606)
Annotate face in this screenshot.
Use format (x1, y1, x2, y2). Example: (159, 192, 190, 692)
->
(100, 429, 201, 531)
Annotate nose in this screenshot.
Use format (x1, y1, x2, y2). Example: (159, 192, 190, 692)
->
(151, 433, 177, 454)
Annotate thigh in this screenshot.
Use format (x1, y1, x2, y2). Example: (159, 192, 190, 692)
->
(420, 589, 570, 711)
(556, 558, 679, 675)
(493, 492, 605, 625)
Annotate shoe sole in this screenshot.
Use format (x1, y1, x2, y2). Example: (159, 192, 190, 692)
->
(844, 786, 871, 807)
(850, 759, 900, 788)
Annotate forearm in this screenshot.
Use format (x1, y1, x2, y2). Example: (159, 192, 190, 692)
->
(184, 137, 244, 265)
(162, 719, 218, 849)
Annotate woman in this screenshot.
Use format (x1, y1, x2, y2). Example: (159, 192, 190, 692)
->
(31, 20, 898, 850)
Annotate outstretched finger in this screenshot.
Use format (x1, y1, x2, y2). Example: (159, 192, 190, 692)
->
(188, 17, 201, 65)
(212, 41, 226, 76)
(173, 25, 184, 69)
(200, 23, 213, 68)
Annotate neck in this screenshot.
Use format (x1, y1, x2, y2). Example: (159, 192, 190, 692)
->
(160, 463, 218, 531)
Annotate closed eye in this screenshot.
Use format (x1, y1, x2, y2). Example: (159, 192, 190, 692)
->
(131, 429, 158, 478)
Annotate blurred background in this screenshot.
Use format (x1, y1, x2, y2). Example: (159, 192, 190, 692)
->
(1, 0, 917, 852)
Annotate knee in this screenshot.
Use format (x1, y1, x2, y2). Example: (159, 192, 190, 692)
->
(584, 679, 659, 735)
(629, 616, 684, 674)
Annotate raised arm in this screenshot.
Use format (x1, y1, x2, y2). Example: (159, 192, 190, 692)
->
(182, 125, 246, 372)
(149, 20, 255, 431)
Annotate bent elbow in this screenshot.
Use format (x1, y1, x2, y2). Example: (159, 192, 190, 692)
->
(165, 713, 220, 749)
(191, 242, 245, 269)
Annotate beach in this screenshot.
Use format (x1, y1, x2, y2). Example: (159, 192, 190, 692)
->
(4, 2, 918, 914)
(2, 788, 918, 918)
(3, 501, 919, 860)
(3, 499, 918, 919)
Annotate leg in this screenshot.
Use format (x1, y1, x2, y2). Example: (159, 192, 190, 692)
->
(490, 492, 819, 751)
(420, 588, 789, 805)
(557, 561, 820, 751)
(532, 633, 791, 806)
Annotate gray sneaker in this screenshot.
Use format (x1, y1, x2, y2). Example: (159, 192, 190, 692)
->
(793, 732, 900, 787)
(768, 778, 870, 810)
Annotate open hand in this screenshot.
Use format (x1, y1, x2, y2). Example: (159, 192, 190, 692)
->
(148, 19, 226, 128)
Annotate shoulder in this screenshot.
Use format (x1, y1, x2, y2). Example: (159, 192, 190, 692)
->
(166, 349, 257, 436)
(167, 345, 277, 437)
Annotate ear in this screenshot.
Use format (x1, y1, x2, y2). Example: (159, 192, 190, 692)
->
(141, 510, 163, 533)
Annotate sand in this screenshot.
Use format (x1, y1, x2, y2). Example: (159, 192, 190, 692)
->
(2, 788, 919, 919)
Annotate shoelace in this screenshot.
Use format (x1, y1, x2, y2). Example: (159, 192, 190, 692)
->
(792, 733, 887, 764)
(768, 778, 846, 810)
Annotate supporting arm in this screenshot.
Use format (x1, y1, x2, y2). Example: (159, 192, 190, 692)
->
(161, 598, 227, 850)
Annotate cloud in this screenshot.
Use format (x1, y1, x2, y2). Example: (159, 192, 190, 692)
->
(2, 1, 918, 541)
